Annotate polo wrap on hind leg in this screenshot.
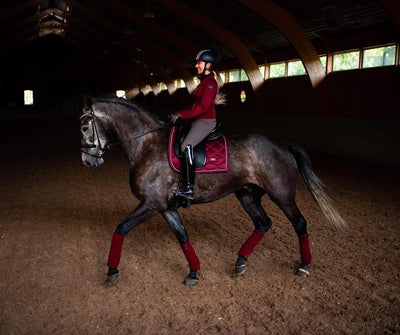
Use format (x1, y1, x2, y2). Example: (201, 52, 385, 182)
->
(298, 233, 312, 265)
(238, 230, 265, 258)
(107, 232, 125, 269)
(181, 241, 200, 271)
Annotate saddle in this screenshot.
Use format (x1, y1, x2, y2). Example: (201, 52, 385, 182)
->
(174, 124, 222, 167)
(168, 124, 229, 174)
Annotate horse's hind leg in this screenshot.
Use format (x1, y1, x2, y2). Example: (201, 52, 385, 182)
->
(162, 209, 200, 286)
(234, 185, 272, 276)
(271, 195, 311, 277)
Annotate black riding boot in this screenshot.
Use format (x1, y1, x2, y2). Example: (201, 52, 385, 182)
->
(175, 144, 195, 200)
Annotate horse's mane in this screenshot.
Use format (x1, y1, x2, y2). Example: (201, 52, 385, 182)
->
(92, 96, 163, 125)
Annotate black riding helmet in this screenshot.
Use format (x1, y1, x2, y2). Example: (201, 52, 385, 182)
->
(195, 49, 217, 72)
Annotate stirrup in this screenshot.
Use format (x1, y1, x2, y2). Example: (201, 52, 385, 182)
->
(175, 185, 194, 200)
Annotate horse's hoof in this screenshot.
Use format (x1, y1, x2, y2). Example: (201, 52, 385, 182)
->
(296, 266, 310, 277)
(182, 276, 199, 286)
(106, 272, 120, 285)
(234, 263, 247, 277)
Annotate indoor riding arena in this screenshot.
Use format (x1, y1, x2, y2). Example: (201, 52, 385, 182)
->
(1, 1, 399, 334)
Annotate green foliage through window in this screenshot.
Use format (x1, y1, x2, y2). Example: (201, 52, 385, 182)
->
(240, 69, 249, 81)
(320, 56, 327, 71)
(333, 51, 360, 71)
(229, 70, 239, 82)
(288, 60, 306, 76)
(24, 90, 34, 105)
(258, 65, 265, 78)
(270, 63, 285, 78)
(363, 45, 396, 68)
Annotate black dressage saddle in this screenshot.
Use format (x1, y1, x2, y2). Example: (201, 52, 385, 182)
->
(174, 123, 222, 169)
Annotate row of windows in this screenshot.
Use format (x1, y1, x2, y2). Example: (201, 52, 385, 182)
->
(221, 44, 397, 82)
(118, 43, 397, 95)
(20, 45, 399, 106)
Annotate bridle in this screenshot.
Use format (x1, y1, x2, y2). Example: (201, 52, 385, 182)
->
(80, 109, 171, 159)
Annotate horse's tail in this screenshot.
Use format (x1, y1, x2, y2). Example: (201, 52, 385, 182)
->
(287, 144, 347, 231)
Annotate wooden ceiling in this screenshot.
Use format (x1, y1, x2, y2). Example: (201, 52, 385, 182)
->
(0, 0, 398, 92)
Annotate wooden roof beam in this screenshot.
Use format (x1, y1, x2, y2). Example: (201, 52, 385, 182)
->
(1, 25, 39, 47)
(126, 48, 176, 95)
(0, 0, 43, 22)
(240, 0, 326, 89)
(97, 0, 200, 55)
(64, 0, 195, 92)
(65, 20, 151, 88)
(154, 0, 264, 91)
(66, 12, 175, 94)
(0, 8, 64, 36)
(379, 0, 400, 30)
(66, 29, 148, 89)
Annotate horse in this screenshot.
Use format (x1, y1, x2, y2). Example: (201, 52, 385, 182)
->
(80, 95, 346, 286)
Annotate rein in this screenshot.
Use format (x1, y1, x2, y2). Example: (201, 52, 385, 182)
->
(105, 122, 171, 150)
(80, 110, 171, 158)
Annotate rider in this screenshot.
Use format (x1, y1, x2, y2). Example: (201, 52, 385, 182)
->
(171, 49, 218, 200)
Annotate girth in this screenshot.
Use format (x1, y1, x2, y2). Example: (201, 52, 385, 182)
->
(174, 123, 222, 169)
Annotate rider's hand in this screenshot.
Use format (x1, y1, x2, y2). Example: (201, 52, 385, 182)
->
(171, 113, 181, 124)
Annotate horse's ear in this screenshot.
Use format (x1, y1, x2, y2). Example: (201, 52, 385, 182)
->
(83, 94, 93, 111)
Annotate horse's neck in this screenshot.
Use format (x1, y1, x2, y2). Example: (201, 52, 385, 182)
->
(111, 108, 162, 162)
(110, 106, 157, 137)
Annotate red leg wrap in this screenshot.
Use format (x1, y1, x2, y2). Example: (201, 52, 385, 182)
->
(299, 233, 312, 265)
(238, 230, 265, 258)
(181, 241, 200, 271)
(107, 233, 125, 269)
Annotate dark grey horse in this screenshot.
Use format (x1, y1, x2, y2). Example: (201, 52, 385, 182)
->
(80, 96, 345, 286)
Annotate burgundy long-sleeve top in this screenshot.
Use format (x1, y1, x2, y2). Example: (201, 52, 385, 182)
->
(178, 74, 218, 120)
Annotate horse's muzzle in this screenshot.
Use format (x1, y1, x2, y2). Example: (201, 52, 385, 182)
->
(81, 150, 104, 168)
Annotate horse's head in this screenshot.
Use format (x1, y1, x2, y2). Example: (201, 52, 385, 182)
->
(80, 95, 110, 168)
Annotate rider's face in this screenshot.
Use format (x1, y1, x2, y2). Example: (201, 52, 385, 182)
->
(196, 60, 210, 75)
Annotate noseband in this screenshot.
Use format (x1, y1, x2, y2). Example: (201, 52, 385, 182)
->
(80, 109, 171, 159)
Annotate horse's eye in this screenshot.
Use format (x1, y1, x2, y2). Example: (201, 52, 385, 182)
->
(81, 126, 89, 132)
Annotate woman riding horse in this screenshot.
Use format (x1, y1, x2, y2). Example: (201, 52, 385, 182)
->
(171, 49, 218, 200)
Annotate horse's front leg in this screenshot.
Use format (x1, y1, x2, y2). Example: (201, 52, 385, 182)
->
(162, 209, 200, 286)
(106, 202, 158, 285)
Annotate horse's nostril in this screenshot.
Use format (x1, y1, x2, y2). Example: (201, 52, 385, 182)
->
(84, 160, 92, 167)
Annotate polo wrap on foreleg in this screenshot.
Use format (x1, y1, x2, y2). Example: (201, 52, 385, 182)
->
(298, 233, 312, 265)
(107, 233, 125, 269)
(238, 230, 265, 258)
(181, 241, 200, 271)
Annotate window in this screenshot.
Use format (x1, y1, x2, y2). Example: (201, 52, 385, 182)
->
(270, 62, 285, 78)
(319, 56, 327, 71)
(228, 69, 239, 82)
(145, 85, 152, 93)
(174, 79, 186, 88)
(24, 90, 34, 105)
(258, 65, 266, 79)
(193, 77, 200, 86)
(240, 69, 249, 81)
(158, 82, 167, 91)
(333, 51, 360, 71)
(219, 71, 226, 83)
(287, 60, 306, 76)
(363, 45, 396, 68)
(116, 90, 126, 99)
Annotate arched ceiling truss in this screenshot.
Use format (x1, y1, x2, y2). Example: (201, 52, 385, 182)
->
(0, 0, 396, 95)
(154, 0, 264, 91)
(240, 0, 326, 89)
(64, 0, 196, 92)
